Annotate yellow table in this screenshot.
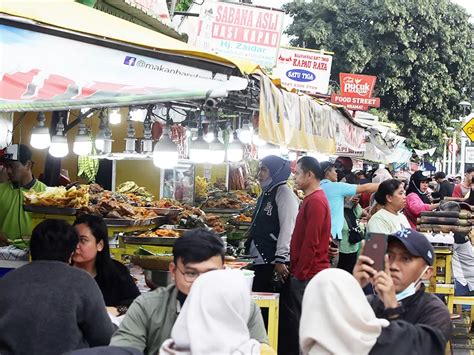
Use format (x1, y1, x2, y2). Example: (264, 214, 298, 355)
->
(428, 247, 455, 311)
(252, 292, 279, 350)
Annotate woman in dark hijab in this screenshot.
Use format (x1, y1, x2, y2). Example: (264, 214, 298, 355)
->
(404, 171, 439, 228)
(246, 155, 300, 292)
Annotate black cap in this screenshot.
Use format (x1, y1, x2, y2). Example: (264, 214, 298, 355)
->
(0, 144, 33, 165)
(411, 170, 431, 182)
(320, 161, 334, 174)
(388, 228, 434, 266)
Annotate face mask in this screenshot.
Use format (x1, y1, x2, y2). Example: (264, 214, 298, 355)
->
(396, 266, 429, 302)
(260, 178, 273, 189)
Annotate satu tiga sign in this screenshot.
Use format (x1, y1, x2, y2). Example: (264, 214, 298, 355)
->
(273, 47, 333, 95)
(194, 2, 284, 68)
(331, 73, 380, 111)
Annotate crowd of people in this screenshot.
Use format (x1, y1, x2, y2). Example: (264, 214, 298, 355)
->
(0, 146, 472, 354)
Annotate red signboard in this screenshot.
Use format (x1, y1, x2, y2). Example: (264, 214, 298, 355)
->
(339, 73, 377, 98)
(331, 94, 380, 109)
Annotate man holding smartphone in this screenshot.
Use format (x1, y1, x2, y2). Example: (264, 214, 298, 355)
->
(353, 229, 452, 351)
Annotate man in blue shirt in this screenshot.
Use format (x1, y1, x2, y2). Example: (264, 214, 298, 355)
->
(319, 161, 379, 267)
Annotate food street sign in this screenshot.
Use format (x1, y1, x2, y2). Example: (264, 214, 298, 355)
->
(462, 118, 474, 142)
(273, 47, 333, 95)
(194, 2, 284, 68)
(330, 73, 380, 111)
(330, 94, 380, 111)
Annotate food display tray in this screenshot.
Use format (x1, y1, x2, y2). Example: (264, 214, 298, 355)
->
(104, 216, 166, 227)
(122, 235, 179, 246)
(202, 208, 243, 214)
(145, 208, 181, 217)
(24, 205, 77, 215)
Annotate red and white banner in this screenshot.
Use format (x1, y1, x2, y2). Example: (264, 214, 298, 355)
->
(273, 47, 333, 95)
(194, 2, 284, 68)
(0, 24, 247, 112)
(330, 94, 380, 110)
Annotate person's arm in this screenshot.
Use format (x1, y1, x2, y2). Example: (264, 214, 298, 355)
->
(274, 186, 299, 264)
(356, 183, 380, 194)
(405, 193, 434, 216)
(248, 301, 269, 344)
(110, 296, 150, 352)
(80, 278, 115, 347)
(371, 320, 448, 355)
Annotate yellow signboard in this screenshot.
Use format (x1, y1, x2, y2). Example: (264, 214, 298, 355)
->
(462, 118, 474, 142)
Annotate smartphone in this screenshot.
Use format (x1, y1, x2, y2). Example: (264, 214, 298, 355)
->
(362, 233, 387, 272)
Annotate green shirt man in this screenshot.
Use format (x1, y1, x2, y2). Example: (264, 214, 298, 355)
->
(0, 144, 47, 249)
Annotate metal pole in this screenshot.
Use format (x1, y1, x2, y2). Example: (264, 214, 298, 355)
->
(460, 135, 467, 176)
(452, 131, 457, 176)
(442, 140, 447, 173)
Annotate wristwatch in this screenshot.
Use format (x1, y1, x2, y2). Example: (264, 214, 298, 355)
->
(116, 305, 128, 316)
(384, 305, 403, 320)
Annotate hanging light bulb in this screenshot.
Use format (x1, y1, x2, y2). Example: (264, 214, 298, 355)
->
(73, 120, 92, 156)
(49, 115, 69, 158)
(238, 122, 253, 144)
(95, 110, 111, 152)
(208, 127, 225, 164)
(108, 108, 121, 125)
(227, 131, 244, 162)
(30, 112, 51, 149)
(258, 143, 280, 159)
(252, 134, 266, 147)
(141, 116, 154, 155)
(124, 112, 137, 155)
(153, 123, 179, 169)
(129, 107, 147, 122)
(189, 127, 209, 163)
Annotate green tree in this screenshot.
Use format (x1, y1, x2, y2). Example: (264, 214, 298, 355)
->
(284, 0, 473, 149)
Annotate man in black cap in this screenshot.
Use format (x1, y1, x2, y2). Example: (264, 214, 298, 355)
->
(434, 171, 454, 200)
(353, 228, 452, 352)
(0, 144, 47, 255)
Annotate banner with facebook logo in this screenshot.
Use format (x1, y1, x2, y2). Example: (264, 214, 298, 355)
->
(0, 24, 248, 112)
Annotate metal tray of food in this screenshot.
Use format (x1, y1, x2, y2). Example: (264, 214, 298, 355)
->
(23, 204, 77, 215)
(122, 235, 179, 246)
(104, 216, 165, 227)
(202, 208, 244, 214)
(145, 208, 182, 217)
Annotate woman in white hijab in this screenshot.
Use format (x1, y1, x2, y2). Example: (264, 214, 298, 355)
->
(160, 269, 274, 355)
(300, 268, 389, 355)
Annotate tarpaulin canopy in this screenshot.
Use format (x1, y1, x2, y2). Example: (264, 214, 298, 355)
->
(0, 0, 259, 112)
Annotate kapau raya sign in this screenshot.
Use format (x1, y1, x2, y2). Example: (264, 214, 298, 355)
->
(193, 2, 284, 68)
(273, 47, 333, 95)
(331, 73, 380, 111)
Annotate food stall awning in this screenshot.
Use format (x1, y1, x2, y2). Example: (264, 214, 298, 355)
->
(0, 0, 257, 112)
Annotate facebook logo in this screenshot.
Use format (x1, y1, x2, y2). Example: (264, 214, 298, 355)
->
(123, 56, 137, 66)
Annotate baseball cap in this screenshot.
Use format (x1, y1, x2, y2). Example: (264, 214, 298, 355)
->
(320, 161, 334, 174)
(388, 228, 434, 266)
(0, 144, 33, 165)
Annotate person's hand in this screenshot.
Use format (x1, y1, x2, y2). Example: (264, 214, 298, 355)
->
(373, 255, 398, 309)
(328, 242, 339, 259)
(352, 195, 360, 206)
(0, 165, 8, 183)
(106, 306, 119, 317)
(274, 263, 290, 280)
(353, 241, 377, 288)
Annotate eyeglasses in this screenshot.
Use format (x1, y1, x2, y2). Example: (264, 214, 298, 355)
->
(176, 266, 203, 283)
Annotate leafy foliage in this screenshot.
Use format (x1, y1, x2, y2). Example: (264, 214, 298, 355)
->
(284, 0, 473, 149)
